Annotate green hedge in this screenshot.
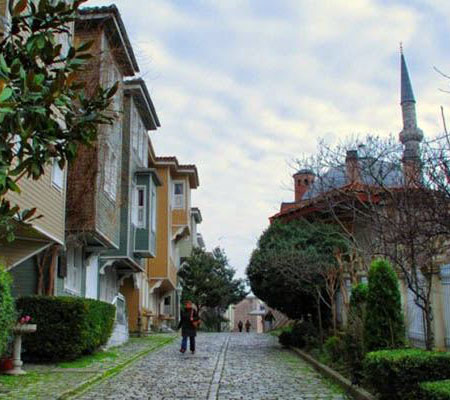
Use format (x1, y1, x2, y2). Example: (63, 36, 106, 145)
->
(0, 265, 15, 356)
(16, 296, 116, 361)
(363, 349, 450, 399)
(420, 380, 450, 400)
(278, 321, 318, 349)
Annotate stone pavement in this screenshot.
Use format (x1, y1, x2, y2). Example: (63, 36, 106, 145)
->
(78, 333, 349, 400)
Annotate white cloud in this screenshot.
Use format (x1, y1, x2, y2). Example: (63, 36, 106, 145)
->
(85, 0, 449, 278)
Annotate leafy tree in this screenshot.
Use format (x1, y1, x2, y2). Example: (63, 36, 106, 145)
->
(364, 258, 405, 351)
(344, 282, 368, 384)
(178, 247, 247, 330)
(0, 265, 15, 356)
(247, 219, 348, 335)
(0, 0, 117, 241)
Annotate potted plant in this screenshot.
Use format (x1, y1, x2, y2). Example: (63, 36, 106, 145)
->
(3, 315, 37, 375)
(0, 335, 14, 372)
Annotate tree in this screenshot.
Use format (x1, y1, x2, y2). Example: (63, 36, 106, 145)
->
(296, 134, 450, 349)
(0, 264, 15, 356)
(178, 247, 247, 330)
(364, 259, 405, 351)
(0, 0, 117, 241)
(247, 219, 348, 340)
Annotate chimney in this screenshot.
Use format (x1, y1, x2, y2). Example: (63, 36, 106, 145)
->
(345, 150, 360, 184)
(293, 169, 315, 202)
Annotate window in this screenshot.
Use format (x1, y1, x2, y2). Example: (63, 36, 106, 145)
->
(65, 247, 82, 294)
(172, 182, 184, 209)
(52, 159, 64, 190)
(104, 146, 118, 201)
(136, 185, 146, 228)
(131, 182, 138, 226)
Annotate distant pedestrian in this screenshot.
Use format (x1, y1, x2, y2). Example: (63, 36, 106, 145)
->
(177, 300, 200, 354)
(238, 320, 243, 332)
(245, 319, 251, 333)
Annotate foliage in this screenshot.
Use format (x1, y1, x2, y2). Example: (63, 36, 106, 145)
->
(198, 308, 228, 332)
(247, 219, 348, 321)
(16, 296, 115, 361)
(178, 247, 247, 317)
(0, 0, 117, 241)
(0, 265, 15, 356)
(363, 349, 450, 400)
(277, 320, 319, 349)
(324, 335, 343, 362)
(343, 282, 368, 381)
(420, 380, 450, 400)
(364, 259, 405, 351)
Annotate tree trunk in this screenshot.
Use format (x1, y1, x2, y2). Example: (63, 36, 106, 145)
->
(424, 304, 434, 351)
(332, 300, 337, 336)
(316, 288, 323, 349)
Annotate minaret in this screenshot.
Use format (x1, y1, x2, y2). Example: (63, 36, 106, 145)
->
(399, 48, 423, 184)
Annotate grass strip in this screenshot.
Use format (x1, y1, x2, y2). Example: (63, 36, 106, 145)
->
(58, 335, 176, 400)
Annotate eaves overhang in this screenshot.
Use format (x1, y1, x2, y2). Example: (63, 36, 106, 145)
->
(124, 78, 160, 130)
(135, 168, 162, 186)
(77, 5, 139, 76)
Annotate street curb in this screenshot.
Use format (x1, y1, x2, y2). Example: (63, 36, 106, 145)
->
(290, 347, 376, 400)
(58, 335, 177, 400)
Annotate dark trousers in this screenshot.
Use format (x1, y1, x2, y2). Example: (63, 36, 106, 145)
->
(181, 335, 195, 352)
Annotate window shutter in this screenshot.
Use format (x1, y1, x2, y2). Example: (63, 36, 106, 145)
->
(58, 254, 67, 278)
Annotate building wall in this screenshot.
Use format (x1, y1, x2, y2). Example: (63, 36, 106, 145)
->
(94, 32, 123, 248)
(66, 30, 102, 234)
(120, 276, 140, 333)
(6, 164, 66, 243)
(148, 167, 169, 278)
(9, 257, 38, 297)
(233, 297, 263, 332)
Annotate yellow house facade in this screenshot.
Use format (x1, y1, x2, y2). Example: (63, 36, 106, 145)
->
(146, 156, 200, 329)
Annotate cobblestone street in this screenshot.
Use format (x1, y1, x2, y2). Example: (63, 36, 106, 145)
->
(78, 333, 349, 400)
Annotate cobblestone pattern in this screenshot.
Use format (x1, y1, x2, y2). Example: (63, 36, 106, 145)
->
(0, 335, 174, 400)
(219, 334, 348, 400)
(79, 333, 349, 400)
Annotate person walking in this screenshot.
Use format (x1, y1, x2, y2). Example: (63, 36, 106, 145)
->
(245, 319, 251, 333)
(237, 320, 243, 332)
(177, 300, 200, 354)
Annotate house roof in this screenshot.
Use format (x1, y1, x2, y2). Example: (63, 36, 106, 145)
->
(124, 78, 160, 130)
(78, 5, 139, 76)
(155, 156, 200, 188)
(303, 158, 402, 201)
(272, 157, 403, 221)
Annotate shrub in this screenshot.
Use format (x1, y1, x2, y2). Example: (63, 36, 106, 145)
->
(364, 259, 405, 351)
(16, 296, 115, 361)
(0, 265, 15, 357)
(343, 283, 368, 381)
(324, 335, 343, 362)
(278, 329, 293, 347)
(278, 320, 319, 349)
(363, 349, 450, 400)
(420, 380, 450, 400)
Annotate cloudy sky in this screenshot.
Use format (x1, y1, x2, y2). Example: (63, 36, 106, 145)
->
(87, 0, 449, 278)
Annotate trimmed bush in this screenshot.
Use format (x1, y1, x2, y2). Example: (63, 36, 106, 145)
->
(343, 283, 368, 381)
(0, 265, 15, 357)
(363, 349, 450, 400)
(16, 296, 115, 361)
(278, 328, 293, 347)
(277, 321, 318, 349)
(420, 380, 450, 400)
(364, 259, 405, 351)
(324, 335, 343, 362)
